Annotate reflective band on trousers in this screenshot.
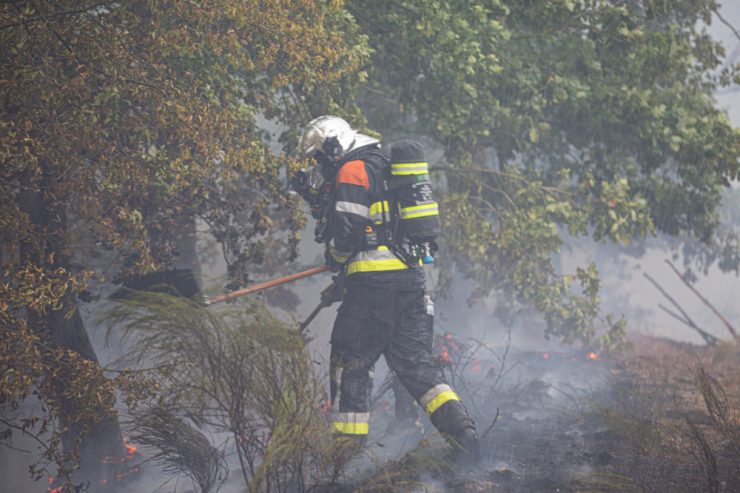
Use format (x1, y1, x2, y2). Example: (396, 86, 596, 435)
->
(332, 412, 369, 435)
(391, 161, 429, 175)
(419, 384, 460, 416)
(400, 203, 439, 220)
(346, 246, 408, 275)
(369, 200, 390, 224)
(335, 200, 369, 218)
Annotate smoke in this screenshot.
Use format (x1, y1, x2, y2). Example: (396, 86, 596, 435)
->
(559, 234, 740, 345)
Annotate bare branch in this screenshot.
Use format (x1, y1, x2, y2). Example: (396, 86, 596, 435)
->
(664, 259, 738, 340)
(715, 9, 740, 45)
(657, 303, 720, 346)
(643, 272, 718, 345)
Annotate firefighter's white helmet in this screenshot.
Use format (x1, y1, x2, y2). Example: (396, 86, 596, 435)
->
(297, 115, 378, 161)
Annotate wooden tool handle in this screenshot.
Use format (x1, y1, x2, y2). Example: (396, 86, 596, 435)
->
(205, 265, 330, 305)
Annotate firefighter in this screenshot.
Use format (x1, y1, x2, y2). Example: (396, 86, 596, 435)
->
(296, 115, 480, 462)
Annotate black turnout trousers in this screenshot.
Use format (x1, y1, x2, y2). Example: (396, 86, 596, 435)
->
(329, 269, 474, 439)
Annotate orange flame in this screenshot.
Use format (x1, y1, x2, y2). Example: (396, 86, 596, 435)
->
(587, 351, 598, 360)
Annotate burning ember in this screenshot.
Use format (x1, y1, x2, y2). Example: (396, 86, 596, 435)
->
(102, 440, 139, 465)
(115, 465, 141, 481)
(98, 438, 143, 485)
(117, 440, 142, 478)
(47, 477, 62, 493)
(120, 438, 140, 464)
(587, 351, 599, 361)
(125, 443, 137, 456)
(437, 332, 460, 365)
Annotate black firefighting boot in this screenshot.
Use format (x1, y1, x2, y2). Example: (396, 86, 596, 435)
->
(451, 426, 480, 467)
(430, 400, 480, 466)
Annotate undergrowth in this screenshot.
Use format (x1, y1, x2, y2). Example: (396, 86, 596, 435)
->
(105, 292, 351, 493)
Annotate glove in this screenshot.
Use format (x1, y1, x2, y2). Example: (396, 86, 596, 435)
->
(320, 274, 346, 305)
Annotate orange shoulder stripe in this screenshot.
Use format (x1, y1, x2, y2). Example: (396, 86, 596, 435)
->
(336, 160, 369, 190)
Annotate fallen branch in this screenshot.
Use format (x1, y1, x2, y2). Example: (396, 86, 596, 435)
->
(657, 303, 720, 346)
(643, 272, 718, 345)
(665, 259, 738, 340)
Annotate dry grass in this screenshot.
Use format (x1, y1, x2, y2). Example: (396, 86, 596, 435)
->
(129, 403, 226, 493)
(105, 292, 355, 493)
(581, 335, 740, 493)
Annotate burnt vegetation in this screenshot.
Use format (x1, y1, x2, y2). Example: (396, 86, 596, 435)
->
(351, 334, 740, 493)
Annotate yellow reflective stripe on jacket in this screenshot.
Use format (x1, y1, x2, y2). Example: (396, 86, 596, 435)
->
(346, 246, 408, 275)
(369, 200, 390, 224)
(391, 161, 429, 175)
(400, 203, 439, 220)
(332, 422, 369, 434)
(369, 201, 389, 215)
(419, 384, 460, 415)
(332, 412, 369, 435)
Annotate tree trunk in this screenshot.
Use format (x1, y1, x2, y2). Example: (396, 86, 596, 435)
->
(18, 168, 125, 484)
(49, 293, 125, 484)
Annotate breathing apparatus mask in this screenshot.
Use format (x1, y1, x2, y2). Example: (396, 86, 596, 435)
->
(290, 158, 328, 219)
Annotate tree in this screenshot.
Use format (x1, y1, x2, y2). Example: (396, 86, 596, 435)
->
(349, 0, 740, 344)
(0, 0, 368, 485)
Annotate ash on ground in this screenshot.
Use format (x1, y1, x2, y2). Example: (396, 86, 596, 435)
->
(333, 333, 740, 493)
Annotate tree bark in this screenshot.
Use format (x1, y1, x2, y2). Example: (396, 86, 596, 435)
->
(18, 168, 125, 484)
(49, 293, 125, 481)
